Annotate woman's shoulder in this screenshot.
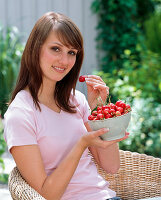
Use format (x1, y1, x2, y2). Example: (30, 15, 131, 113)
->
(5, 90, 35, 118)
(10, 90, 34, 109)
(72, 90, 90, 120)
(74, 90, 86, 101)
(71, 90, 90, 110)
(70, 89, 87, 105)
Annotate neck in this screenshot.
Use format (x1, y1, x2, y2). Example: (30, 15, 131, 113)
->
(38, 79, 56, 104)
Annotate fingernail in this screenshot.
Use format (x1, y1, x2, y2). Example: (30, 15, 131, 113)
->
(103, 128, 109, 132)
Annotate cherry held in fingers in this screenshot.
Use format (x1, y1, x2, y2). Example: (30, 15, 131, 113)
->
(79, 75, 87, 82)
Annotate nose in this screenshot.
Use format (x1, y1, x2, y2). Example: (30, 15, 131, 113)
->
(59, 52, 69, 66)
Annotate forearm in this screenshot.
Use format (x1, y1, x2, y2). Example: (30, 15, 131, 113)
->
(41, 139, 86, 200)
(91, 143, 120, 174)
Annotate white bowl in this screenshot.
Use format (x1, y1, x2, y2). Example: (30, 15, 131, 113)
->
(88, 111, 131, 141)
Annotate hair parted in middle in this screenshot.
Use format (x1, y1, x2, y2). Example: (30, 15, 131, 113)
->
(10, 12, 84, 113)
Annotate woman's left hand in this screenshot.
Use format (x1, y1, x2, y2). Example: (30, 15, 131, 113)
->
(85, 75, 109, 110)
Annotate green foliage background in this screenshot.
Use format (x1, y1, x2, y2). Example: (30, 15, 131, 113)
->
(91, 0, 155, 73)
(0, 24, 24, 183)
(91, 0, 161, 157)
(0, 118, 8, 184)
(0, 25, 24, 117)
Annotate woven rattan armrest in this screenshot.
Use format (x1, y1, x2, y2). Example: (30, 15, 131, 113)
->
(97, 150, 161, 200)
(8, 166, 45, 200)
(8, 150, 161, 200)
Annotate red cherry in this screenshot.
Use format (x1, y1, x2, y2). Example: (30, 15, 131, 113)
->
(119, 102, 126, 109)
(102, 105, 108, 110)
(108, 109, 115, 115)
(116, 111, 121, 116)
(97, 110, 103, 114)
(116, 106, 124, 113)
(125, 104, 131, 111)
(108, 103, 116, 110)
(105, 114, 111, 119)
(92, 110, 97, 116)
(79, 75, 87, 82)
(115, 100, 123, 107)
(97, 106, 102, 111)
(97, 113, 104, 120)
(88, 115, 94, 120)
(102, 109, 109, 115)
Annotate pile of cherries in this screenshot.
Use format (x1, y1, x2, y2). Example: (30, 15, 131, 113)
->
(78, 75, 131, 121)
(88, 100, 131, 121)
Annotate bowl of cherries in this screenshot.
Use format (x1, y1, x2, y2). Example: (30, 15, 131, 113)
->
(88, 100, 131, 141)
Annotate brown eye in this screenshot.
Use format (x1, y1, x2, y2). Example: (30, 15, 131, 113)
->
(68, 51, 77, 56)
(51, 46, 60, 52)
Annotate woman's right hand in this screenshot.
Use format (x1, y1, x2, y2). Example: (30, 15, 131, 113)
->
(80, 128, 109, 149)
(80, 128, 129, 150)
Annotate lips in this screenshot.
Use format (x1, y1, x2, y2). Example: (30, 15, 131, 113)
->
(52, 66, 66, 73)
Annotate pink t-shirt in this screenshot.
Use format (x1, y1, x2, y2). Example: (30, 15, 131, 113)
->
(4, 90, 116, 200)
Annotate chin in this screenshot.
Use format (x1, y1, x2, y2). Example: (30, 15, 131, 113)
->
(52, 75, 66, 82)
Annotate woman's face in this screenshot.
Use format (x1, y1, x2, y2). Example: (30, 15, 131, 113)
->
(39, 30, 78, 85)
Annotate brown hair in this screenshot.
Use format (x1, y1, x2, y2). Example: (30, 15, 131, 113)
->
(10, 12, 84, 113)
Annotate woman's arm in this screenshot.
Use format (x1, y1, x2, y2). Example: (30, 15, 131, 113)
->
(11, 142, 85, 200)
(84, 75, 129, 173)
(11, 128, 108, 200)
(85, 122, 129, 174)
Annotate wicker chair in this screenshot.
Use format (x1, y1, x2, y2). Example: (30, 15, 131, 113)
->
(8, 150, 161, 200)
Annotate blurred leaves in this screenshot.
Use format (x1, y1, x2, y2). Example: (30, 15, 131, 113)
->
(91, 0, 161, 157)
(0, 116, 7, 182)
(0, 24, 24, 184)
(91, 0, 144, 73)
(144, 12, 161, 55)
(119, 98, 161, 158)
(0, 24, 24, 117)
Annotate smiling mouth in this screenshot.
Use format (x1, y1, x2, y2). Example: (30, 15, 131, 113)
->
(52, 66, 66, 72)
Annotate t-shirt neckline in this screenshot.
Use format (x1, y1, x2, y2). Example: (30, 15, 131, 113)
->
(21, 90, 63, 115)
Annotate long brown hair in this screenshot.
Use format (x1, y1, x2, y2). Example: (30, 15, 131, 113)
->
(10, 12, 84, 113)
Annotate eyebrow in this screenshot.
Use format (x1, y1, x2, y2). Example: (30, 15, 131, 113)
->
(51, 42, 63, 46)
(51, 42, 77, 50)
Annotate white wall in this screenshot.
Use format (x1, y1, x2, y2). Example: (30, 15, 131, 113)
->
(0, 0, 98, 94)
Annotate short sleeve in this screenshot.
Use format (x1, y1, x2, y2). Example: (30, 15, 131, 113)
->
(82, 95, 91, 123)
(3, 106, 37, 152)
(75, 91, 91, 123)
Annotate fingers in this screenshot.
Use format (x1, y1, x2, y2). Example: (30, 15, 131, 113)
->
(85, 75, 106, 86)
(111, 132, 130, 143)
(84, 130, 130, 149)
(82, 128, 109, 148)
(86, 75, 104, 82)
(92, 128, 109, 138)
(94, 84, 109, 94)
(89, 128, 111, 148)
(86, 79, 109, 94)
(85, 75, 109, 95)
(87, 128, 108, 139)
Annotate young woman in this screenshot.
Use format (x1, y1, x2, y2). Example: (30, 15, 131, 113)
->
(4, 12, 129, 200)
